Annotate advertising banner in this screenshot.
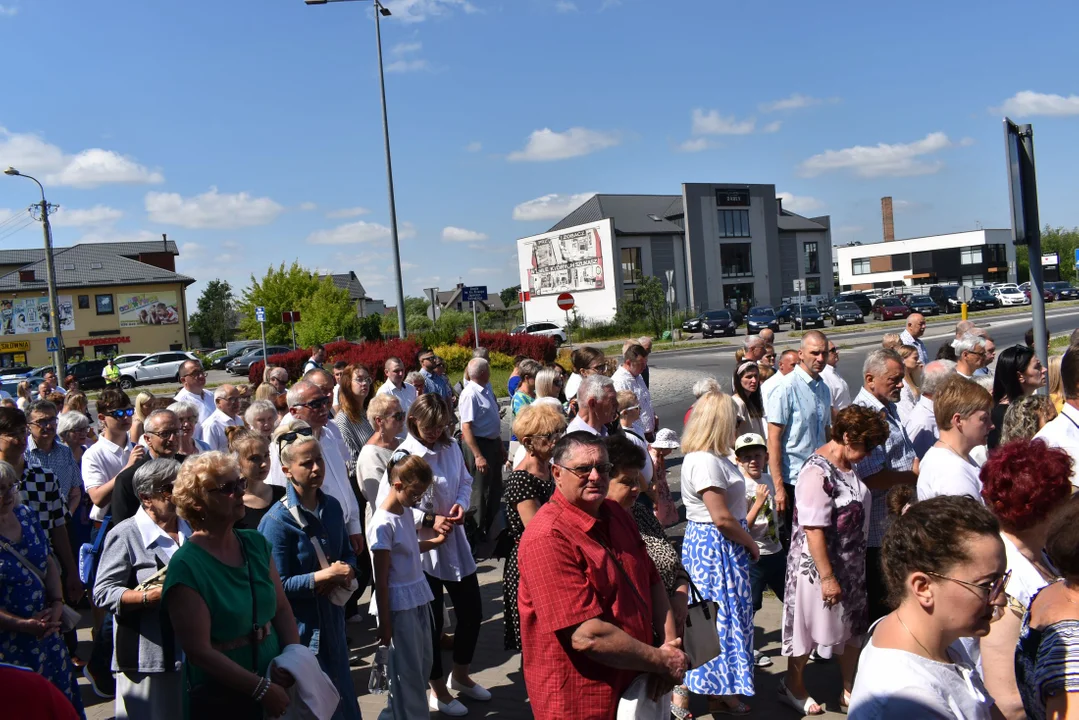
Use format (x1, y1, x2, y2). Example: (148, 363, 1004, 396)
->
(525, 225, 605, 297)
(118, 291, 180, 328)
(0, 296, 74, 335)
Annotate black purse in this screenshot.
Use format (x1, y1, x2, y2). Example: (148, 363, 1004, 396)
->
(187, 532, 265, 720)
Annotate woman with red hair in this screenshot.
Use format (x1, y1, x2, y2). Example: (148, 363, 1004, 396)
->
(978, 438, 1072, 719)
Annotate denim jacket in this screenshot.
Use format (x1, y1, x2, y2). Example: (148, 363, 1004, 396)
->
(258, 483, 357, 653)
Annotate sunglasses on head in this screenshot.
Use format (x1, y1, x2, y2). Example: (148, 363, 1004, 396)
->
(276, 426, 314, 450)
(106, 408, 135, 419)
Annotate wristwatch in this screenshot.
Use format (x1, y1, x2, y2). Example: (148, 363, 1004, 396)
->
(422, 512, 436, 529)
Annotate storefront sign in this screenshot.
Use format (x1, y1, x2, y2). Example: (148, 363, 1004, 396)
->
(79, 336, 130, 347)
(716, 189, 751, 207)
(0, 296, 74, 335)
(0, 341, 30, 353)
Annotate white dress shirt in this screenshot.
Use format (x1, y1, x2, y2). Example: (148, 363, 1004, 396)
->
(173, 387, 215, 425)
(134, 506, 190, 559)
(904, 396, 939, 459)
(820, 364, 852, 412)
(373, 434, 477, 582)
(266, 426, 362, 536)
(197, 408, 241, 452)
(611, 366, 655, 436)
(1035, 403, 1079, 488)
(82, 435, 133, 521)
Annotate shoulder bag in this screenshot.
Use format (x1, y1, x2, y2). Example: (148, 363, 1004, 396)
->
(187, 531, 267, 720)
(682, 580, 721, 668)
(0, 538, 81, 633)
(286, 500, 358, 607)
(78, 513, 111, 585)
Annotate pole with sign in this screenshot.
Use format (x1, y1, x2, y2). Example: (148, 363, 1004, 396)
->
(519, 289, 530, 330)
(957, 285, 973, 321)
(282, 311, 300, 350)
(557, 292, 575, 347)
(256, 306, 267, 369)
(462, 286, 488, 349)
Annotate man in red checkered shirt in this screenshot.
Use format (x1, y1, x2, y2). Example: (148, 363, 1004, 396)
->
(517, 431, 690, 719)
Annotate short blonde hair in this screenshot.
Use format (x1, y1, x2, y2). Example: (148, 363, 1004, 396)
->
(512, 402, 567, 440)
(535, 367, 561, 399)
(616, 389, 639, 413)
(272, 417, 320, 465)
(254, 383, 278, 402)
(882, 333, 901, 350)
(172, 451, 240, 530)
(366, 392, 401, 426)
(934, 375, 993, 430)
(681, 392, 737, 456)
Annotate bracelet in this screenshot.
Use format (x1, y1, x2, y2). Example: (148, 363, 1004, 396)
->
(141, 591, 148, 608)
(251, 676, 266, 699)
(820, 574, 836, 583)
(253, 677, 271, 702)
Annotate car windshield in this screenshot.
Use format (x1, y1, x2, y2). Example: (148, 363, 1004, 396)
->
(705, 311, 731, 320)
(882, 299, 905, 306)
(749, 307, 775, 316)
(511, 325, 525, 333)
(836, 302, 859, 311)
(1048, 282, 1071, 290)
(941, 287, 959, 297)
(912, 296, 933, 302)
(973, 289, 993, 297)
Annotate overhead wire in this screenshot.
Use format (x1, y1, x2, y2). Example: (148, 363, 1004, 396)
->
(0, 216, 35, 242)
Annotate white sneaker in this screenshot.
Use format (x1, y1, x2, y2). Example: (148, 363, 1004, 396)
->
(449, 676, 492, 701)
(428, 692, 468, 717)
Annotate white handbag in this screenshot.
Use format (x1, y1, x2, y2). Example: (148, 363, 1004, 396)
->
(617, 674, 672, 720)
(683, 581, 721, 668)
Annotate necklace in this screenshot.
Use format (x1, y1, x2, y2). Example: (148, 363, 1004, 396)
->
(895, 611, 941, 662)
(939, 438, 971, 463)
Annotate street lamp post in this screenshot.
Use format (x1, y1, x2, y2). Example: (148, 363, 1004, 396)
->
(305, 0, 407, 339)
(3, 167, 65, 379)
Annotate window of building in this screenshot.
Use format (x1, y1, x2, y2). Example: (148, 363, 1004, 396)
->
(77, 295, 89, 310)
(804, 242, 819, 274)
(621, 247, 642, 284)
(93, 344, 119, 359)
(65, 347, 84, 362)
(961, 274, 984, 286)
(960, 246, 983, 265)
(891, 253, 912, 271)
(95, 294, 114, 315)
(718, 210, 751, 238)
(852, 258, 871, 275)
(806, 277, 821, 295)
(720, 243, 753, 278)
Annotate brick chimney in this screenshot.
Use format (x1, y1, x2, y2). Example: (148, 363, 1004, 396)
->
(881, 197, 895, 242)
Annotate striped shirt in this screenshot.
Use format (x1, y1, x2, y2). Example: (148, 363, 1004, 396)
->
(853, 387, 917, 547)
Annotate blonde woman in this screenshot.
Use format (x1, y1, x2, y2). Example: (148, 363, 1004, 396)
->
(1048, 353, 1065, 412)
(533, 367, 564, 404)
(680, 391, 759, 715)
(16, 379, 32, 411)
(895, 345, 923, 424)
(129, 391, 155, 445)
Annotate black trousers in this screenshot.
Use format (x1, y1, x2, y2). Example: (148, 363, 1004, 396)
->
(866, 547, 891, 623)
(426, 572, 482, 680)
(461, 436, 504, 537)
(780, 482, 796, 552)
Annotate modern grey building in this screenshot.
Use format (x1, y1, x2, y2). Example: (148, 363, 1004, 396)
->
(538, 184, 832, 317)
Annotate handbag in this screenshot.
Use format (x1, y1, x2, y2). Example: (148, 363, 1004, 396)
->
(187, 531, 266, 719)
(617, 673, 672, 720)
(286, 501, 359, 607)
(78, 513, 111, 585)
(682, 580, 721, 669)
(0, 538, 81, 633)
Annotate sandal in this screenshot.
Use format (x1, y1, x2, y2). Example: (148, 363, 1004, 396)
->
(838, 689, 852, 714)
(708, 698, 751, 716)
(777, 680, 824, 716)
(671, 686, 694, 720)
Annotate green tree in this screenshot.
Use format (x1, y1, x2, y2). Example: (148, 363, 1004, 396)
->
(295, 278, 362, 346)
(238, 262, 327, 345)
(404, 296, 429, 316)
(500, 285, 521, 308)
(188, 279, 236, 348)
(633, 275, 668, 336)
(1015, 225, 1079, 284)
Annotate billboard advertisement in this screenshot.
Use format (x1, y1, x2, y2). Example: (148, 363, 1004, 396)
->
(0, 296, 74, 335)
(118, 291, 180, 328)
(523, 224, 605, 296)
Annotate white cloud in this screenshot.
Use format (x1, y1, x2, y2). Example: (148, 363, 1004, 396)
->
(762, 120, 782, 133)
(798, 132, 954, 178)
(777, 192, 823, 214)
(690, 109, 757, 136)
(145, 187, 284, 229)
(50, 205, 124, 228)
(305, 220, 416, 245)
(382, 0, 477, 23)
(0, 126, 164, 188)
(441, 226, 488, 242)
(994, 91, 1079, 117)
(464, 141, 482, 152)
(512, 192, 595, 221)
(77, 229, 159, 245)
(676, 138, 717, 153)
(298, 201, 318, 211)
(385, 59, 430, 73)
(555, 0, 577, 11)
(760, 93, 822, 113)
(392, 41, 423, 55)
(508, 127, 620, 162)
(599, 0, 622, 9)
(326, 206, 371, 219)
(0, 5, 17, 17)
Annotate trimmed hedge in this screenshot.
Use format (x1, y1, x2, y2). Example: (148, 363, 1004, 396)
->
(457, 330, 556, 363)
(249, 338, 422, 384)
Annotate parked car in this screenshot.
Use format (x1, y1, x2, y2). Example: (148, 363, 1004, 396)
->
(837, 293, 873, 316)
(775, 304, 794, 326)
(700, 310, 739, 338)
(115, 351, 199, 389)
(0, 364, 43, 382)
(872, 297, 912, 321)
(682, 314, 706, 333)
(226, 346, 292, 374)
(65, 359, 108, 390)
(990, 284, 1029, 306)
(831, 301, 865, 326)
(509, 321, 567, 347)
(745, 306, 779, 334)
(906, 295, 939, 316)
(930, 285, 962, 313)
(99, 353, 149, 381)
(968, 289, 1001, 311)
(211, 346, 259, 370)
(1045, 281, 1079, 301)
(789, 304, 825, 330)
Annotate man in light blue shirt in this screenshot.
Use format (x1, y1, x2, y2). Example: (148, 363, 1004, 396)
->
(458, 358, 506, 538)
(766, 331, 831, 522)
(419, 350, 454, 403)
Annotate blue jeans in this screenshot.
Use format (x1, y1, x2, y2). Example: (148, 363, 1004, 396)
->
(749, 551, 787, 612)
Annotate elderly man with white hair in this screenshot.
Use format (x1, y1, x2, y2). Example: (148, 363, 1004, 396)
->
(743, 335, 767, 364)
(903, 359, 957, 458)
(568, 374, 618, 436)
(458, 357, 507, 538)
(265, 366, 289, 396)
(196, 384, 242, 451)
(758, 327, 775, 347)
(953, 332, 988, 378)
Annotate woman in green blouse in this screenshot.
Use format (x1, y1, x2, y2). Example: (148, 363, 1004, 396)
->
(163, 451, 301, 720)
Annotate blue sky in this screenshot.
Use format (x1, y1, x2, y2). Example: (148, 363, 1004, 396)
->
(1, 0, 1077, 311)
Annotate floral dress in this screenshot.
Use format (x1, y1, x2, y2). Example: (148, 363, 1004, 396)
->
(502, 469, 554, 650)
(782, 454, 871, 658)
(0, 504, 85, 718)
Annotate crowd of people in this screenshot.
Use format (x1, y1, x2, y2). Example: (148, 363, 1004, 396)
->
(6, 319, 1079, 719)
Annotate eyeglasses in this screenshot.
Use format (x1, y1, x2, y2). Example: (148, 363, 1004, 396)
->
(276, 426, 314, 451)
(29, 417, 58, 428)
(828, 348, 839, 355)
(587, 363, 608, 373)
(553, 379, 564, 387)
(106, 408, 135, 419)
(145, 428, 180, 439)
(556, 462, 614, 480)
(181, 371, 206, 380)
(925, 569, 1011, 604)
(620, 405, 640, 415)
(208, 478, 247, 496)
(295, 396, 331, 411)
(389, 411, 407, 421)
(527, 431, 564, 443)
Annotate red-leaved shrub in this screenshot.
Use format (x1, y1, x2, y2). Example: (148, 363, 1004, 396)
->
(457, 330, 556, 363)
(249, 338, 422, 385)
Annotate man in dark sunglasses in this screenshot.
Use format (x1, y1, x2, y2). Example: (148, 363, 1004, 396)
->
(109, 409, 186, 526)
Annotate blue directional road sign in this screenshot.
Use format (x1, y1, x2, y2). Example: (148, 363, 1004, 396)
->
(255, 306, 266, 323)
(1074, 248, 1079, 267)
(46, 337, 60, 352)
(462, 286, 488, 302)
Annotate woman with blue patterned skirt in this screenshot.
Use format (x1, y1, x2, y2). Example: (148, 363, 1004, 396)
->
(679, 391, 758, 716)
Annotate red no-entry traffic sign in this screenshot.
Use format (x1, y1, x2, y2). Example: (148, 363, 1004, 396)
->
(557, 292, 575, 311)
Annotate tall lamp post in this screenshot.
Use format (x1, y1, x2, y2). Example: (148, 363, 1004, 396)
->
(305, 0, 407, 338)
(3, 167, 65, 379)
